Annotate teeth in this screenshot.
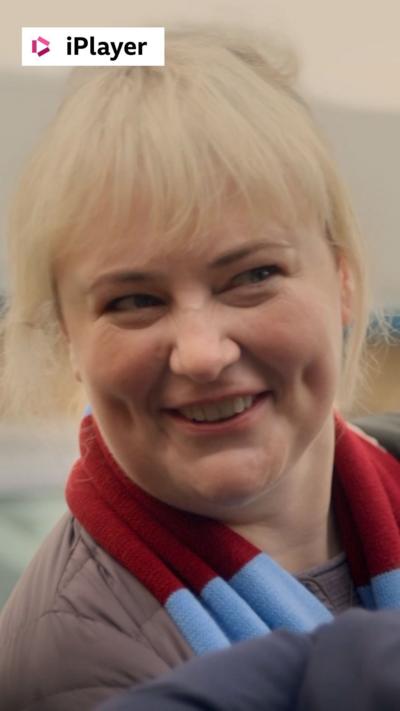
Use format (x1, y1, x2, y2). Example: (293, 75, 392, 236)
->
(179, 395, 255, 423)
(219, 399, 236, 418)
(192, 406, 205, 421)
(234, 397, 246, 414)
(201, 404, 220, 422)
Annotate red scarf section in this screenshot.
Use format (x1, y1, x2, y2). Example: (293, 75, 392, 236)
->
(66, 414, 400, 604)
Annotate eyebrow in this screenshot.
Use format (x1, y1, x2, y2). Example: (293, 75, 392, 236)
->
(87, 270, 157, 293)
(209, 240, 292, 268)
(87, 239, 293, 292)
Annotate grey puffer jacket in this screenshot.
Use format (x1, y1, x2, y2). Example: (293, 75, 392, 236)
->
(0, 413, 398, 710)
(0, 515, 193, 710)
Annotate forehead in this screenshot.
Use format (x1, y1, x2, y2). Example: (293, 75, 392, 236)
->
(55, 199, 323, 281)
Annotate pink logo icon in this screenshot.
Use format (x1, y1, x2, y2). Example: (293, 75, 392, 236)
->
(31, 36, 50, 57)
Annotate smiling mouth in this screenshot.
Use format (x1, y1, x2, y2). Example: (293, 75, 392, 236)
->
(170, 393, 267, 424)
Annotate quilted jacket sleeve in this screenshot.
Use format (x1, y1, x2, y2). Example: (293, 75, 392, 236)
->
(0, 609, 172, 711)
(0, 515, 192, 711)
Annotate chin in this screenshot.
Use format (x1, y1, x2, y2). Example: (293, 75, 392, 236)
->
(164, 448, 284, 517)
(186, 467, 273, 514)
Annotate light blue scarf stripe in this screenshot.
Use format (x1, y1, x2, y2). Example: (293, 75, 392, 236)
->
(230, 553, 333, 631)
(166, 554, 333, 655)
(358, 568, 400, 610)
(370, 569, 400, 607)
(165, 588, 230, 655)
(201, 577, 269, 641)
(357, 583, 375, 609)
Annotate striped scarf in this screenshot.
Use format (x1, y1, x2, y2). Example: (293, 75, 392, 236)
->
(66, 414, 400, 655)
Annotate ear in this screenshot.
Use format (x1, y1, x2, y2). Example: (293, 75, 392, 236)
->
(68, 342, 82, 383)
(55, 297, 82, 383)
(337, 254, 354, 327)
(55, 296, 71, 342)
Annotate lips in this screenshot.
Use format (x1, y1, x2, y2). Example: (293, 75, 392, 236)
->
(179, 394, 254, 422)
(165, 391, 269, 425)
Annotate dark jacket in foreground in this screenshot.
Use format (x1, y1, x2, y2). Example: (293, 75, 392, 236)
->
(99, 608, 400, 711)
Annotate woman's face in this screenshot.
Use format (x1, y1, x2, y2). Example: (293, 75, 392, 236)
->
(56, 203, 352, 520)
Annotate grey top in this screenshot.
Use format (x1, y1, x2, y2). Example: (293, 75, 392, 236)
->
(298, 553, 360, 614)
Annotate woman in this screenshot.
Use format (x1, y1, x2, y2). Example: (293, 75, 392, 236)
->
(0, 26, 399, 711)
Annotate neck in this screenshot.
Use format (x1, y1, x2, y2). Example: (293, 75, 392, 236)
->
(230, 416, 341, 573)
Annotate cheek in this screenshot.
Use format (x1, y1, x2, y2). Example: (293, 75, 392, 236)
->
(76, 327, 166, 402)
(247, 291, 343, 380)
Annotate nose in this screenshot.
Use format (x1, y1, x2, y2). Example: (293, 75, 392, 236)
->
(169, 310, 241, 383)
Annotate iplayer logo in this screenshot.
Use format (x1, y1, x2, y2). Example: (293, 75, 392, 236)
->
(22, 27, 164, 66)
(31, 36, 50, 57)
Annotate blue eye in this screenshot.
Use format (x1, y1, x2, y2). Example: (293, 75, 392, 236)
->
(107, 294, 163, 311)
(232, 265, 280, 286)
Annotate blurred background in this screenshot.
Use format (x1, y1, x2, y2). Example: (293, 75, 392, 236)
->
(0, 0, 399, 607)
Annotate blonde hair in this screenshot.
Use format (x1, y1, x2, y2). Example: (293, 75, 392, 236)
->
(1, 26, 370, 420)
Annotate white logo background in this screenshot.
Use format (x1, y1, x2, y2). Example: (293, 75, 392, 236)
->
(22, 27, 165, 66)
